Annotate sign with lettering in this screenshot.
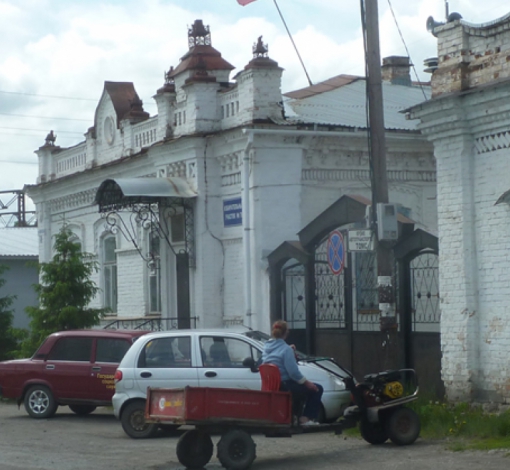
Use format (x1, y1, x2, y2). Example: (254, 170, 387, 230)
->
(348, 229, 374, 251)
(223, 198, 242, 226)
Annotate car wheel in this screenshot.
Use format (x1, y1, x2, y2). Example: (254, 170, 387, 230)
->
(120, 401, 159, 439)
(69, 404, 97, 415)
(359, 416, 388, 445)
(24, 385, 58, 419)
(385, 407, 421, 446)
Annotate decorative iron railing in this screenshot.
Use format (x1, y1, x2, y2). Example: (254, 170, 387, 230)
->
(103, 316, 198, 331)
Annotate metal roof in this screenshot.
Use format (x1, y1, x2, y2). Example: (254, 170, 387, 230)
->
(283, 77, 431, 131)
(0, 227, 38, 258)
(94, 177, 198, 212)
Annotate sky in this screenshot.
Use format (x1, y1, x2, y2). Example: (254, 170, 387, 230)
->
(1, 0, 509, 200)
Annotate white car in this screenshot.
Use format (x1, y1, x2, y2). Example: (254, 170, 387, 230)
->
(112, 329, 351, 438)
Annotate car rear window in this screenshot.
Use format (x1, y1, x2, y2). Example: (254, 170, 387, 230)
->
(47, 337, 93, 362)
(96, 338, 131, 363)
(137, 336, 191, 368)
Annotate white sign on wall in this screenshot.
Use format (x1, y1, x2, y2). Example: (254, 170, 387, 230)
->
(348, 229, 374, 251)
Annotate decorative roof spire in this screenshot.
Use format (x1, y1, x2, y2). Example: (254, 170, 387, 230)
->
(44, 130, 57, 146)
(245, 35, 279, 70)
(253, 36, 268, 59)
(164, 66, 175, 85)
(188, 19, 211, 48)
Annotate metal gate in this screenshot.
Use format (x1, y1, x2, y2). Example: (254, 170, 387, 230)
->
(280, 234, 443, 398)
(407, 251, 443, 397)
(314, 236, 347, 329)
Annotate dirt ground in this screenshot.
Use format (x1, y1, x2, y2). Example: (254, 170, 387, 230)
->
(0, 402, 509, 470)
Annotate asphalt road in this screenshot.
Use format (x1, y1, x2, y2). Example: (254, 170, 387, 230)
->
(0, 402, 509, 470)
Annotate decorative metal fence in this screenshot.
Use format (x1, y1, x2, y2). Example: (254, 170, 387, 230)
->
(103, 316, 198, 331)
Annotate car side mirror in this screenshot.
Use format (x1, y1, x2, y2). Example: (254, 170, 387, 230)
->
(242, 357, 258, 373)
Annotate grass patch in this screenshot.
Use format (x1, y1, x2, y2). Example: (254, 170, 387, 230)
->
(410, 400, 510, 439)
(410, 399, 510, 450)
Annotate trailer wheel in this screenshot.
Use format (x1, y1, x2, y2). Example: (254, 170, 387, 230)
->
(385, 407, 420, 446)
(217, 429, 256, 470)
(176, 430, 213, 469)
(359, 417, 388, 445)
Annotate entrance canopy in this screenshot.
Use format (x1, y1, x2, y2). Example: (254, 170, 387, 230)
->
(94, 177, 197, 212)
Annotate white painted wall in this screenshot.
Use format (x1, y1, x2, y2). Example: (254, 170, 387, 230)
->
(410, 14, 510, 405)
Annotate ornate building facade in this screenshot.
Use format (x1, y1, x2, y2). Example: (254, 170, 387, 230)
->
(27, 20, 436, 338)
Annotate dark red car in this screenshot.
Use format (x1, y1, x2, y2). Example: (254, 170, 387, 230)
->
(0, 329, 148, 418)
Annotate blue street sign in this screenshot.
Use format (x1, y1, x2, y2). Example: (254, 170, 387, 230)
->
(223, 198, 242, 227)
(327, 230, 345, 275)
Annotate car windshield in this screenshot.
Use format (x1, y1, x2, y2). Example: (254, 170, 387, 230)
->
(242, 330, 312, 360)
(242, 330, 351, 378)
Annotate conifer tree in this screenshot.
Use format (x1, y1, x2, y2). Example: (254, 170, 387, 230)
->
(0, 265, 19, 360)
(22, 225, 107, 355)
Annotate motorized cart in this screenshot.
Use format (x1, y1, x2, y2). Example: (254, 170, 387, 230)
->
(145, 360, 421, 470)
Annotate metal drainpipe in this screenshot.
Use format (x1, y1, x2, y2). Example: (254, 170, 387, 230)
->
(242, 130, 254, 329)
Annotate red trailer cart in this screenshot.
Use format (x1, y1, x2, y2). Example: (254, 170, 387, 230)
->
(147, 386, 353, 470)
(145, 364, 420, 470)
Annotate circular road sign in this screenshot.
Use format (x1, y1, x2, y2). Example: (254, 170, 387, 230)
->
(327, 230, 345, 275)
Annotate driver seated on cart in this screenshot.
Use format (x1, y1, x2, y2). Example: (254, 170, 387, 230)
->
(261, 320, 323, 426)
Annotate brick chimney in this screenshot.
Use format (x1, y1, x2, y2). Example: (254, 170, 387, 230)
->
(381, 56, 412, 86)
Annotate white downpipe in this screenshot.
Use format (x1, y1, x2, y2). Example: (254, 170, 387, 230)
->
(242, 131, 254, 329)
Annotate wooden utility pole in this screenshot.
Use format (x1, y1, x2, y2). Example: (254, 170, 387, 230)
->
(363, 0, 398, 369)
(365, 0, 388, 207)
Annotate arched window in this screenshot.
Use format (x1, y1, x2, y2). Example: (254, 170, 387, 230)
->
(103, 236, 117, 313)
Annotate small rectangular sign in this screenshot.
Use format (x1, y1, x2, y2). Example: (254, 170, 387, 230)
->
(348, 229, 374, 251)
(223, 198, 242, 227)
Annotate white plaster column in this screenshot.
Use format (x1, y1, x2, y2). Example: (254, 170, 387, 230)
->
(412, 99, 480, 401)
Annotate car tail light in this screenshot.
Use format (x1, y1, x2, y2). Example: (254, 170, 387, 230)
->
(114, 369, 123, 382)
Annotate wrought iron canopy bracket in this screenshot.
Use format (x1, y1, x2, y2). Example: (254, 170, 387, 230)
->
(95, 177, 197, 268)
(98, 197, 195, 268)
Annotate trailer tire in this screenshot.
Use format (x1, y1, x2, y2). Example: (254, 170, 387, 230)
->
(217, 429, 256, 470)
(359, 416, 388, 445)
(385, 407, 420, 446)
(176, 430, 213, 469)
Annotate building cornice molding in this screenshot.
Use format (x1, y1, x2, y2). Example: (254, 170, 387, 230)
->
(302, 169, 436, 183)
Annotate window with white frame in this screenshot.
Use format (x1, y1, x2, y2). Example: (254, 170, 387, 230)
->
(103, 236, 118, 313)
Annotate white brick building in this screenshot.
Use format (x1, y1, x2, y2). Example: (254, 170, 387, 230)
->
(27, 20, 436, 340)
(409, 12, 510, 404)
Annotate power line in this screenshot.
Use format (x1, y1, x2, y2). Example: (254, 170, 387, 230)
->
(0, 89, 98, 102)
(0, 88, 156, 106)
(0, 126, 84, 134)
(0, 159, 37, 165)
(386, 0, 429, 101)
(0, 112, 90, 122)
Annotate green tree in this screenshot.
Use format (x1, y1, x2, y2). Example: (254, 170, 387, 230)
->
(22, 225, 107, 355)
(0, 265, 22, 360)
